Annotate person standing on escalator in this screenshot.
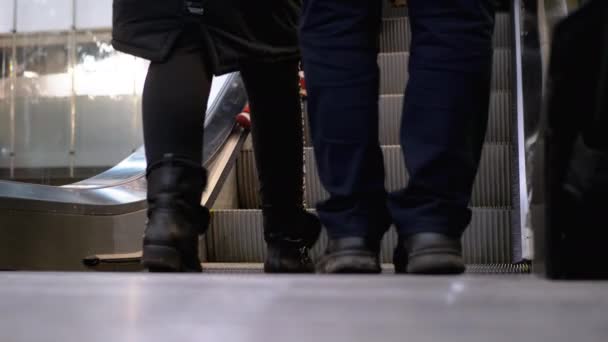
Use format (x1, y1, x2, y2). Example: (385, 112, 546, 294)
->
(112, 0, 321, 272)
(300, 0, 495, 274)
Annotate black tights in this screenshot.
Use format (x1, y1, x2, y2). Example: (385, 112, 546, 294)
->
(142, 32, 304, 210)
(142, 34, 211, 167)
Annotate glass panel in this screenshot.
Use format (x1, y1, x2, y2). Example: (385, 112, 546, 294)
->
(12, 32, 71, 184)
(0, 30, 148, 185)
(72, 30, 145, 174)
(0, 0, 15, 33)
(0, 37, 13, 178)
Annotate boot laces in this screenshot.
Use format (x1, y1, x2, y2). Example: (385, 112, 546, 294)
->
(297, 246, 312, 265)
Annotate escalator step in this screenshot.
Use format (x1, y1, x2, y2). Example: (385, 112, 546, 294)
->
(236, 150, 259, 211)
(379, 52, 409, 95)
(376, 95, 402, 145)
(200, 262, 530, 274)
(379, 13, 511, 53)
(380, 17, 412, 53)
(494, 13, 513, 50)
(378, 90, 512, 144)
(462, 207, 513, 264)
(464, 263, 531, 274)
(302, 90, 512, 146)
(379, 49, 512, 95)
(382, 0, 408, 18)
(236, 143, 512, 209)
(207, 208, 512, 264)
(485, 90, 514, 143)
(469, 143, 513, 208)
(305, 144, 513, 207)
(491, 48, 513, 92)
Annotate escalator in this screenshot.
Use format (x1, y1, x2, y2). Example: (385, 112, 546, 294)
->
(0, 3, 530, 273)
(201, 4, 527, 272)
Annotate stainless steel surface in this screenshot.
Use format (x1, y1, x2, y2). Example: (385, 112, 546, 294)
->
(8, 34, 16, 178)
(198, 263, 531, 274)
(513, 0, 576, 263)
(513, 0, 533, 262)
(0, 132, 247, 271)
(519, 0, 545, 271)
(68, 29, 77, 177)
(87, 260, 530, 274)
(0, 272, 606, 342)
(0, 208, 145, 270)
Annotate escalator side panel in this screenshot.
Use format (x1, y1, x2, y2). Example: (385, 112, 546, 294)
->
(0, 209, 145, 270)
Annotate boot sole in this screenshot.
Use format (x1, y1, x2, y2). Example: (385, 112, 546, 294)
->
(142, 245, 202, 273)
(264, 257, 315, 273)
(317, 251, 381, 274)
(264, 263, 315, 274)
(405, 253, 465, 275)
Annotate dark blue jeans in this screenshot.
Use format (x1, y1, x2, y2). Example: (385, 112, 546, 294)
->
(300, 0, 495, 240)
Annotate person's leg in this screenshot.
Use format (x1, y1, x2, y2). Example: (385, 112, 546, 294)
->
(389, 0, 495, 274)
(300, 0, 390, 273)
(240, 60, 321, 273)
(141, 29, 212, 272)
(142, 32, 211, 166)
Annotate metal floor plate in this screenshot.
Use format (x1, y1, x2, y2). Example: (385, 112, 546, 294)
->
(1, 272, 607, 342)
(200, 263, 531, 275)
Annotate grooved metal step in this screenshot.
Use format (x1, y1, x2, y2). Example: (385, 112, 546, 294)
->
(379, 52, 410, 95)
(227, 8, 516, 268)
(379, 49, 512, 95)
(494, 13, 513, 49)
(381, 1, 408, 18)
(207, 208, 512, 264)
(380, 17, 412, 53)
(200, 262, 530, 274)
(236, 143, 512, 209)
(377, 90, 512, 145)
(379, 13, 511, 53)
(485, 90, 514, 143)
(303, 90, 512, 147)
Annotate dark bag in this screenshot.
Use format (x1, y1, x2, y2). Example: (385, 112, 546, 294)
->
(533, 0, 608, 279)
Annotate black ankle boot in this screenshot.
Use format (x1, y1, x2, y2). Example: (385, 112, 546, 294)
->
(393, 232, 465, 275)
(142, 155, 209, 272)
(263, 208, 321, 273)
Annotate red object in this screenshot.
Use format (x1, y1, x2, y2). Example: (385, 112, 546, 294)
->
(236, 112, 251, 129)
(299, 75, 306, 91)
(236, 102, 252, 129)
